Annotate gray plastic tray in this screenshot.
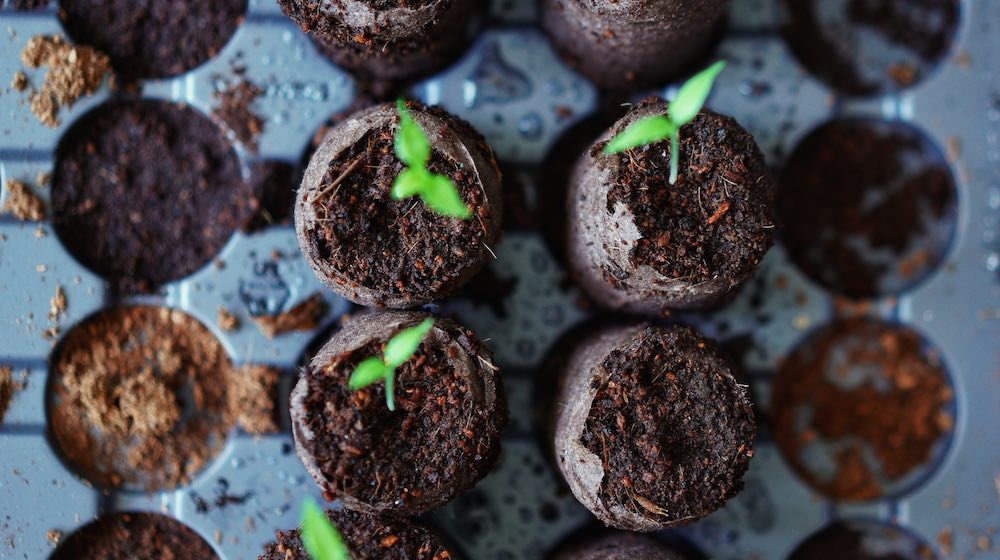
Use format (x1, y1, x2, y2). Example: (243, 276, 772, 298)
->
(1, 0, 999, 558)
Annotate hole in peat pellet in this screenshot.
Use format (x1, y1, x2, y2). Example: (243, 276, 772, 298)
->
(51, 99, 253, 294)
(50, 512, 219, 560)
(771, 319, 955, 502)
(59, 0, 248, 82)
(778, 118, 957, 299)
(787, 519, 938, 560)
(48, 306, 236, 492)
(781, 0, 959, 96)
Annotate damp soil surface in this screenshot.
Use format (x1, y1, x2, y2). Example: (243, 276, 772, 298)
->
(59, 0, 247, 82)
(778, 119, 956, 298)
(772, 319, 954, 501)
(307, 118, 491, 304)
(782, 0, 960, 95)
(581, 326, 756, 524)
(49, 306, 235, 491)
(602, 107, 772, 284)
(788, 521, 936, 560)
(260, 508, 454, 560)
(52, 99, 252, 294)
(51, 512, 218, 560)
(295, 329, 503, 513)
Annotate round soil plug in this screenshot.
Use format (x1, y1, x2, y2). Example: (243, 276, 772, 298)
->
(772, 319, 955, 501)
(52, 99, 252, 294)
(567, 97, 774, 313)
(277, 0, 479, 81)
(291, 311, 507, 515)
(51, 512, 218, 560)
(49, 306, 235, 491)
(60, 0, 247, 81)
(788, 520, 938, 560)
(553, 324, 756, 531)
(295, 101, 503, 308)
(260, 507, 458, 559)
(542, 0, 728, 91)
(552, 533, 685, 560)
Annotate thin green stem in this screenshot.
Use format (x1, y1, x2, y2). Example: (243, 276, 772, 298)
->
(385, 368, 396, 411)
(669, 133, 680, 185)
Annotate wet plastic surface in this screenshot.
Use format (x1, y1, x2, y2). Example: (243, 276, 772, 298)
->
(1, 0, 999, 558)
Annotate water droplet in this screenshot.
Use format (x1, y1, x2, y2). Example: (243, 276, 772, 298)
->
(517, 113, 543, 139)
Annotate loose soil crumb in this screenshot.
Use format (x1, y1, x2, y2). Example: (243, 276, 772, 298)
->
(18, 34, 111, 127)
(217, 306, 241, 332)
(773, 319, 954, 500)
(2, 179, 46, 221)
(253, 293, 327, 338)
(50, 512, 218, 560)
(212, 79, 264, 151)
(49, 306, 235, 491)
(48, 284, 67, 322)
(0, 366, 27, 425)
(230, 365, 280, 435)
(46, 530, 62, 546)
(10, 70, 28, 91)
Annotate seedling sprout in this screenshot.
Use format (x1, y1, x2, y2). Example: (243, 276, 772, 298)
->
(301, 499, 350, 560)
(349, 317, 435, 411)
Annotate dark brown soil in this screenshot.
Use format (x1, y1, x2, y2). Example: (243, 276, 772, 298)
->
(244, 161, 299, 233)
(52, 99, 252, 294)
(259, 508, 456, 560)
(59, 0, 247, 82)
(772, 319, 954, 501)
(582, 325, 756, 526)
(297, 102, 501, 308)
(9, 0, 49, 11)
(291, 312, 506, 515)
(781, 0, 959, 95)
(778, 119, 956, 298)
(50, 512, 218, 560)
(552, 533, 683, 560)
(788, 521, 936, 560)
(49, 306, 235, 491)
(278, 0, 476, 81)
(212, 78, 264, 151)
(602, 105, 773, 284)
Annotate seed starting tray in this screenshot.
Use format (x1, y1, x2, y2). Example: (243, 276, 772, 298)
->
(1, 0, 999, 559)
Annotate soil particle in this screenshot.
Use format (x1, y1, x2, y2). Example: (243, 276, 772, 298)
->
(17, 35, 111, 127)
(52, 99, 252, 294)
(10, 70, 28, 91)
(2, 179, 46, 221)
(773, 319, 954, 501)
(569, 98, 773, 313)
(217, 306, 241, 332)
(259, 508, 456, 560)
(49, 306, 235, 491)
(59, 0, 247, 82)
(778, 119, 956, 298)
(291, 311, 507, 515)
(296, 101, 503, 308)
(230, 365, 281, 435)
(212, 79, 265, 151)
(0, 366, 27, 425)
(253, 293, 328, 338)
(48, 284, 67, 322)
(50, 512, 218, 560)
(554, 324, 756, 531)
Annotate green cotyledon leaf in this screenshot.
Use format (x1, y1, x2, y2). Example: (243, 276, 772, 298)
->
(301, 499, 351, 560)
(669, 60, 726, 126)
(603, 115, 677, 155)
(395, 99, 431, 169)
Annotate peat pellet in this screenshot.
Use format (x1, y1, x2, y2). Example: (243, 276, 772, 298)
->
(567, 97, 774, 313)
(52, 99, 252, 294)
(551, 533, 683, 560)
(295, 101, 503, 308)
(541, 0, 728, 91)
(60, 0, 247, 82)
(277, 0, 478, 81)
(553, 324, 755, 531)
(51, 512, 218, 560)
(259, 508, 457, 560)
(291, 311, 507, 515)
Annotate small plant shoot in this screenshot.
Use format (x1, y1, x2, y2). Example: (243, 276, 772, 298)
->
(604, 61, 727, 184)
(349, 317, 435, 411)
(301, 499, 351, 560)
(392, 99, 471, 219)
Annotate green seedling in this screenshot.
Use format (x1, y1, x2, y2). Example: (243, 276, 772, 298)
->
(301, 499, 350, 560)
(604, 61, 727, 185)
(349, 317, 435, 411)
(391, 99, 471, 219)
